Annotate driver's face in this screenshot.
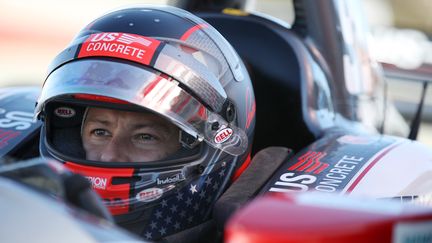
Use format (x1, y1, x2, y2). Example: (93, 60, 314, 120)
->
(82, 107, 180, 162)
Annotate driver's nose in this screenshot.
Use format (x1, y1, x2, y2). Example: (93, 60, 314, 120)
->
(99, 136, 129, 162)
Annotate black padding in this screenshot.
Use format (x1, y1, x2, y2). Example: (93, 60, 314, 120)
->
(48, 103, 86, 128)
(47, 102, 86, 158)
(213, 146, 292, 229)
(52, 126, 85, 158)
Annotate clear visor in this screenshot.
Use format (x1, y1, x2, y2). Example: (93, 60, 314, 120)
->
(36, 59, 247, 156)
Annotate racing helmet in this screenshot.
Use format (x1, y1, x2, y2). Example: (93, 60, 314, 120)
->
(36, 5, 255, 240)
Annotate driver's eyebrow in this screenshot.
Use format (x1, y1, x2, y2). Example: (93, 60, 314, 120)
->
(131, 123, 172, 134)
(85, 116, 119, 126)
(85, 118, 111, 126)
(87, 118, 172, 132)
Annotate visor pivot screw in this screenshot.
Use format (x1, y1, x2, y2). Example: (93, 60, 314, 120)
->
(211, 122, 220, 131)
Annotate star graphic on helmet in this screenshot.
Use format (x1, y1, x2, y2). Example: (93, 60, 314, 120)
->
(170, 204, 178, 213)
(161, 199, 168, 207)
(205, 176, 212, 186)
(190, 184, 198, 194)
(185, 198, 192, 206)
(199, 190, 206, 199)
(159, 227, 167, 236)
(150, 221, 157, 229)
(155, 210, 162, 219)
(174, 222, 181, 230)
(176, 191, 184, 201)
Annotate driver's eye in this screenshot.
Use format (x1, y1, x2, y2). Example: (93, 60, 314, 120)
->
(92, 129, 110, 137)
(135, 133, 157, 142)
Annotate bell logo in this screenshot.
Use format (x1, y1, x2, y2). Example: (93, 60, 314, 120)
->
(86, 176, 108, 190)
(54, 107, 75, 118)
(136, 188, 163, 202)
(214, 128, 233, 144)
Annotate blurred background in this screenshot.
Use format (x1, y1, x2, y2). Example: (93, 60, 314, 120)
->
(1, 0, 431, 147)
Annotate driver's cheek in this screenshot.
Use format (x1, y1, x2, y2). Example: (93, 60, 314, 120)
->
(84, 138, 168, 162)
(83, 135, 132, 162)
(84, 141, 117, 162)
(130, 145, 167, 162)
(99, 138, 133, 162)
(83, 140, 103, 161)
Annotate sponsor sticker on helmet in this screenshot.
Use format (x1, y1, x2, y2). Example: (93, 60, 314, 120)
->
(136, 188, 164, 202)
(78, 32, 161, 66)
(54, 107, 76, 118)
(214, 127, 233, 144)
(157, 173, 185, 185)
(86, 176, 108, 190)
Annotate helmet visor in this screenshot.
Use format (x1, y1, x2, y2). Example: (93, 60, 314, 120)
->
(36, 59, 247, 156)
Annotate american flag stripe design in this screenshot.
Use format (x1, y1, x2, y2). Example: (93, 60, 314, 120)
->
(142, 166, 227, 240)
(118, 33, 152, 46)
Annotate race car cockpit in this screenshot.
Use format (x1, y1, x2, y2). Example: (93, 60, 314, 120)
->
(198, 10, 323, 153)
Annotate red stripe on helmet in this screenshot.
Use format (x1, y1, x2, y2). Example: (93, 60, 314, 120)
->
(73, 94, 130, 105)
(197, 104, 207, 120)
(180, 24, 209, 41)
(232, 153, 252, 181)
(65, 161, 134, 215)
(245, 87, 256, 129)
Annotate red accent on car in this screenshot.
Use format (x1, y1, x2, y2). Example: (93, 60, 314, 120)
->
(346, 143, 402, 192)
(232, 153, 251, 181)
(78, 32, 161, 66)
(65, 162, 134, 215)
(0, 129, 21, 148)
(289, 151, 328, 175)
(225, 192, 432, 243)
(73, 94, 130, 104)
(180, 24, 209, 41)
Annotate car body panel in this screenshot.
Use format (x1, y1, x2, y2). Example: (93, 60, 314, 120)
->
(262, 133, 432, 201)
